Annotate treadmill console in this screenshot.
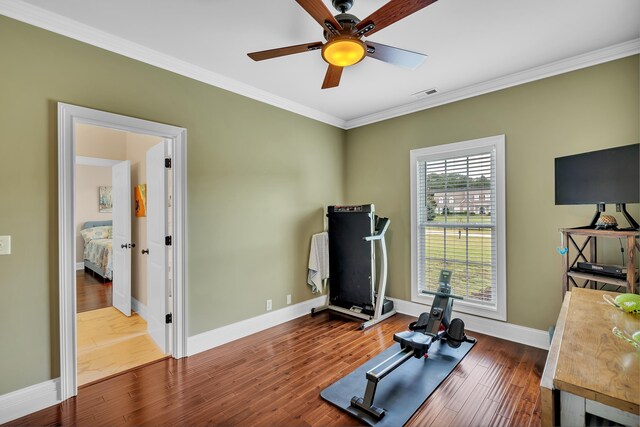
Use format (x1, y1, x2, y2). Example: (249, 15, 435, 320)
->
(329, 204, 374, 213)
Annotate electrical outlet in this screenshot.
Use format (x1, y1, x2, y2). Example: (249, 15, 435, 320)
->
(0, 236, 11, 255)
(287, 294, 292, 305)
(266, 299, 272, 311)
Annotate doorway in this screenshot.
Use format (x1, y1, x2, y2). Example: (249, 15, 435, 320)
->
(58, 103, 187, 400)
(74, 125, 169, 386)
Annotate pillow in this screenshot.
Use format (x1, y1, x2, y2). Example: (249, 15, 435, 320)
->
(80, 226, 112, 244)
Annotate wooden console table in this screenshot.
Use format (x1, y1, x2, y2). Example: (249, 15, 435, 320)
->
(561, 228, 639, 297)
(541, 288, 639, 426)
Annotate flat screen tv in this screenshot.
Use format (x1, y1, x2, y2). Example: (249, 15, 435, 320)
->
(555, 144, 639, 205)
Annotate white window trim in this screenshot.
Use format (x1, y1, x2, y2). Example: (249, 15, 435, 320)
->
(410, 135, 506, 321)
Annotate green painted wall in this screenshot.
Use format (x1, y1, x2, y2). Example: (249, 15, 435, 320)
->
(344, 56, 639, 331)
(0, 16, 344, 395)
(0, 13, 638, 398)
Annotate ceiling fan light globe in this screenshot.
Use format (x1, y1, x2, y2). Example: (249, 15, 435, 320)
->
(322, 38, 366, 67)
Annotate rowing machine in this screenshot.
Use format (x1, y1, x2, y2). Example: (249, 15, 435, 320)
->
(350, 270, 476, 420)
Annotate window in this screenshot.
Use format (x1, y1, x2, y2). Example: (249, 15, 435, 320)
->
(410, 135, 506, 320)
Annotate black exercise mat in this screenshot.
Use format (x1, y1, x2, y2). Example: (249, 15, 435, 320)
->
(321, 339, 475, 426)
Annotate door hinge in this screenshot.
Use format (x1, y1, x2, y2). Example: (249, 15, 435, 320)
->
(165, 236, 172, 246)
(165, 158, 172, 168)
(165, 313, 173, 324)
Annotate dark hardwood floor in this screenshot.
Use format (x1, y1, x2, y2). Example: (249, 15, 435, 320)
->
(77, 270, 112, 313)
(7, 312, 547, 427)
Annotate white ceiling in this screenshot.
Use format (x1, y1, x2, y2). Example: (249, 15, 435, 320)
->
(4, 0, 640, 128)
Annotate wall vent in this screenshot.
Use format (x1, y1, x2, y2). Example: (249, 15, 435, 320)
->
(411, 88, 439, 99)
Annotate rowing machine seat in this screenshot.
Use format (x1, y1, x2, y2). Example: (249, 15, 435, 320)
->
(393, 331, 433, 358)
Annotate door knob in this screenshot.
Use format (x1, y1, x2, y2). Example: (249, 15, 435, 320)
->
(130, 243, 136, 248)
(121, 244, 127, 249)
(142, 249, 149, 255)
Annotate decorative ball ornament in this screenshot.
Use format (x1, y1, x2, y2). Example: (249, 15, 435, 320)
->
(595, 215, 618, 230)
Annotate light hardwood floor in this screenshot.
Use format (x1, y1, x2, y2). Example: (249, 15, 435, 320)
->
(77, 306, 168, 386)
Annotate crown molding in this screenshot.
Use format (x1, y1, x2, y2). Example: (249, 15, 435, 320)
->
(344, 39, 640, 129)
(1, 1, 637, 131)
(0, 0, 347, 129)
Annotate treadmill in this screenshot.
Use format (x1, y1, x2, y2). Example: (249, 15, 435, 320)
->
(312, 204, 396, 329)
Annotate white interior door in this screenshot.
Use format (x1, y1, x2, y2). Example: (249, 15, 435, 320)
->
(146, 142, 168, 352)
(112, 160, 132, 316)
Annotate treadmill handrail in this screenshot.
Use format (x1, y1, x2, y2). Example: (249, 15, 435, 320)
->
(363, 217, 390, 241)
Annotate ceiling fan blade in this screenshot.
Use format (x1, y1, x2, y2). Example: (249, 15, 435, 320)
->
(355, 0, 438, 37)
(295, 0, 343, 33)
(322, 65, 343, 89)
(365, 41, 427, 70)
(248, 42, 323, 61)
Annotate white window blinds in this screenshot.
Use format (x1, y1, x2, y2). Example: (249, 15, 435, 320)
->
(416, 148, 498, 307)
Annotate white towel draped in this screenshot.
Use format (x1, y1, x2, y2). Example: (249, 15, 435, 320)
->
(307, 232, 329, 294)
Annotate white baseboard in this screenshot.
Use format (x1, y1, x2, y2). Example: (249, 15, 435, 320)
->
(75, 262, 84, 270)
(131, 297, 147, 321)
(389, 298, 550, 350)
(187, 295, 549, 357)
(0, 378, 61, 424)
(187, 295, 326, 357)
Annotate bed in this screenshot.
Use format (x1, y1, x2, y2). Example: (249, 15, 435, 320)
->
(80, 220, 113, 281)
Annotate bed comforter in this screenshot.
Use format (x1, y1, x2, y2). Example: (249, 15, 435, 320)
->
(84, 238, 113, 280)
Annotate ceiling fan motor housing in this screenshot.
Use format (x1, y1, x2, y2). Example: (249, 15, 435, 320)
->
(323, 13, 361, 41)
(321, 11, 366, 67)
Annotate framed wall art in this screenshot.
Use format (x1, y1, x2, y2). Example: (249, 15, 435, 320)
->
(98, 186, 112, 213)
(135, 184, 147, 217)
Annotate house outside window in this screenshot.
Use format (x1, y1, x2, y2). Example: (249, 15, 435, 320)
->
(410, 135, 506, 320)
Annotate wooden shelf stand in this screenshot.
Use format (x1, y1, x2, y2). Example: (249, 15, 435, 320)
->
(560, 228, 639, 297)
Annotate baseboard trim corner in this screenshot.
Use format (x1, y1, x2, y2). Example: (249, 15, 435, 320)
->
(0, 378, 61, 424)
(389, 298, 550, 350)
(187, 295, 326, 357)
(131, 297, 148, 321)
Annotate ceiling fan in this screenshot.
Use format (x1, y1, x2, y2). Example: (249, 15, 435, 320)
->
(247, 0, 437, 89)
